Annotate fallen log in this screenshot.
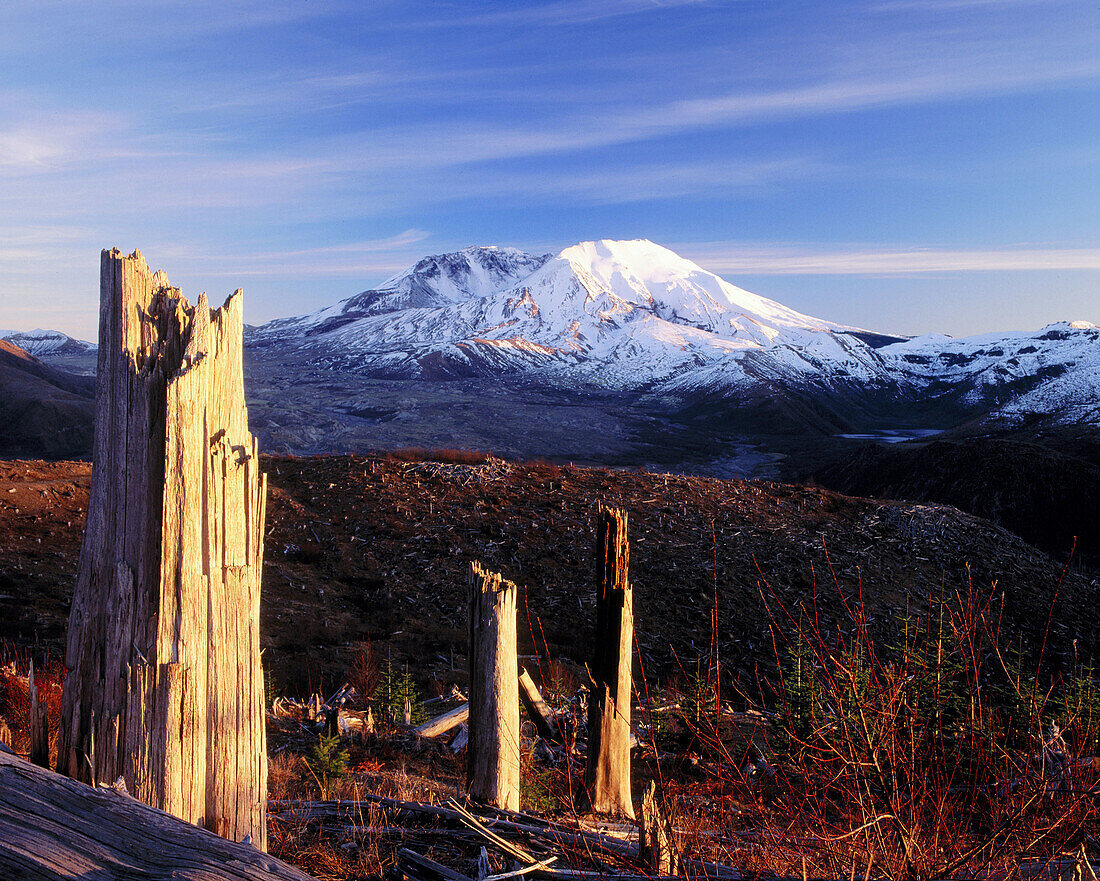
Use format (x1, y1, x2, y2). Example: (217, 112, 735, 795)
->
(0, 745, 314, 880)
(270, 796, 739, 879)
(415, 703, 470, 738)
(518, 668, 559, 743)
(399, 847, 475, 881)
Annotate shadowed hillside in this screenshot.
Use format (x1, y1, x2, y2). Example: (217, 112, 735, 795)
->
(0, 341, 93, 459)
(816, 434, 1100, 569)
(2, 453, 1095, 698)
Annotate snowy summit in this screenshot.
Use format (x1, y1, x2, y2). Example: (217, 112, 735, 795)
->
(250, 239, 1100, 429)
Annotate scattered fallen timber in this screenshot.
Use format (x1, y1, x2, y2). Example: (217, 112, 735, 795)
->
(0, 745, 314, 880)
(398, 847, 476, 881)
(269, 795, 740, 879)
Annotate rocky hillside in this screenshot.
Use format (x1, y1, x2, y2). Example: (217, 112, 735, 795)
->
(2, 454, 1094, 697)
(815, 432, 1100, 569)
(0, 341, 93, 459)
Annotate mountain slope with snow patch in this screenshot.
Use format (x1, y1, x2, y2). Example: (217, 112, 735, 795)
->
(249, 240, 1099, 433)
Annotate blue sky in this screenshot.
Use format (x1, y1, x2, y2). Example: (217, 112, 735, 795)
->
(1, 0, 1097, 341)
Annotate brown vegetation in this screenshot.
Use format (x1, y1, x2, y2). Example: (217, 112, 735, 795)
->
(1, 447, 1099, 878)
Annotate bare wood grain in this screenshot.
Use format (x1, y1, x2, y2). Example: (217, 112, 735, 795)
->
(59, 249, 268, 847)
(467, 561, 520, 811)
(0, 747, 313, 880)
(582, 506, 635, 818)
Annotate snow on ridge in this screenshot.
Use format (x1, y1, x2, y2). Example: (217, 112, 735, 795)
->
(558, 238, 844, 336)
(2, 328, 97, 356)
(248, 238, 1100, 426)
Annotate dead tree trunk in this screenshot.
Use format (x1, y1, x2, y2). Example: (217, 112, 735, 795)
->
(28, 663, 49, 769)
(583, 506, 635, 818)
(467, 561, 520, 811)
(58, 249, 268, 848)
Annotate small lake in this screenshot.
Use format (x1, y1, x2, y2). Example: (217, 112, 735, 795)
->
(835, 428, 944, 444)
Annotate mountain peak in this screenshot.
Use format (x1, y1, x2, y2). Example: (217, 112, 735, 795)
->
(2, 328, 97, 357)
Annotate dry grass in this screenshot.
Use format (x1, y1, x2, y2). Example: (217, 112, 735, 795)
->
(0, 646, 64, 763)
(381, 447, 491, 465)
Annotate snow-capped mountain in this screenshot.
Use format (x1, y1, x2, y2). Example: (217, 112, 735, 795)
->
(250, 239, 1100, 432)
(258, 247, 552, 339)
(2, 329, 97, 358)
(882, 320, 1100, 426)
(252, 239, 896, 388)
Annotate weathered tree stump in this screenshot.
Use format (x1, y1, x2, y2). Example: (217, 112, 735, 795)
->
(639, 780, 678, 875)
(467, 561, 520, 811)
(27, 662, 49, 769)
(58, 249, 268, 847)
(0, 744, 312, 880)
(582, 506, 635, 818)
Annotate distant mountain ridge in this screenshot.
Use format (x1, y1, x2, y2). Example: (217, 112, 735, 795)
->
(2, 329, 96, 359)
(0, 338, 94, 458)
(249, 239, 1099, 434)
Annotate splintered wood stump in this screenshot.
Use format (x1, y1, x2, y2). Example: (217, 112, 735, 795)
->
(639, 780, 678, 875)
(583, 506, 635, 818)
(58, 249, 268, 848)
(467, 561, 520, 811)
(27, 663, 49, 769)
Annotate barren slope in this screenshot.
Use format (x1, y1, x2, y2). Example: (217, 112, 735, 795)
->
(1, 455, 1094, 697)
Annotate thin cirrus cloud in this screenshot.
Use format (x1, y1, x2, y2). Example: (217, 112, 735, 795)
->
(407, 0, 719, 28)
(294, 55, 1100, 175)
(150, 230, 434, 279)
(679, 244, 1100, 276)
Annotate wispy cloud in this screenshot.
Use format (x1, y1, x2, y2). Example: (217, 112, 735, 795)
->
(0, 110, 133, 169)
(149, 230, 434, 279)
(291, 53, 1100, 172)
(678, 243, 1100, 275)
(410, 0, 719, 28)
(871, 0, 1066, 11)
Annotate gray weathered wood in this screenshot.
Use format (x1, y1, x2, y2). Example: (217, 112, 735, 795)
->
(271, 796, 737, 879)
(0, 746, 313, 880)
(467, 561, 520, 811)
(518, 667, 558, 742)
(415, 703, 470, 738)
(582, 506, 635, 818)
(27, 662, 49, 769)
(639, 780, 678, 875)
(58, 249, 268, 847)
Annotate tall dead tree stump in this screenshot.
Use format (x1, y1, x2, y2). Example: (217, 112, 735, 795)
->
(58, 249, 268, 848)
(467, 561, 520, 811)
(582, 505, 635, 818)
(640, 780, 679, 875)
(28, 663, 49, 769)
